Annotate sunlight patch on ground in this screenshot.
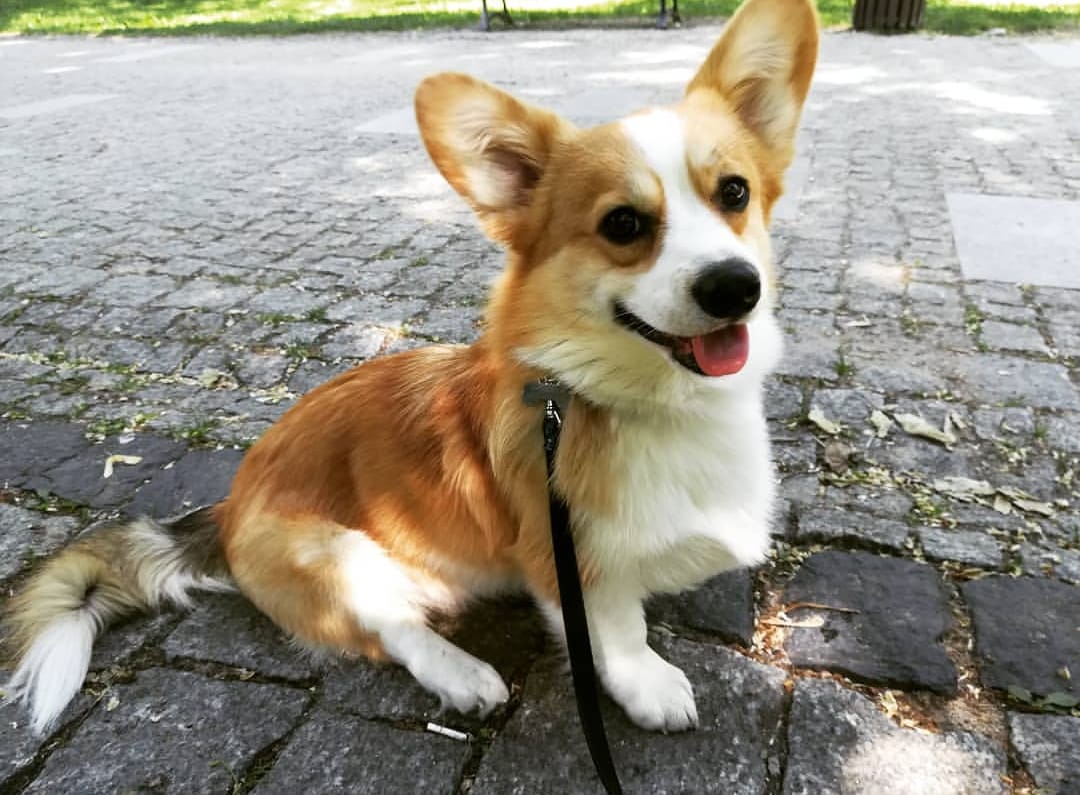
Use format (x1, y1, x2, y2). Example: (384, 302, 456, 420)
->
(616, 44, 708, 65)
(969, 126, 1018, 143)
(815, 64, 888, 86)
(931, 81, 1051, 115)
(585, 67, 693, 85)
(851, 258, 909, 291)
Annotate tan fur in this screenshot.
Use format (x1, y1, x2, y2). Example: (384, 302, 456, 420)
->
(4, 0, 819, 733)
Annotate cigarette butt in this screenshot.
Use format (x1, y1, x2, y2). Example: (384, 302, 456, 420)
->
(425, 722, 470, 742)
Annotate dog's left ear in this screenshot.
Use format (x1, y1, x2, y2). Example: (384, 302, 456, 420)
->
(415, 73, 568, 245)
(687, 0, 819, 169)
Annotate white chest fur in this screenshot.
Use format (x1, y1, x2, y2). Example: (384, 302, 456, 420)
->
(576, 393, 776, 596)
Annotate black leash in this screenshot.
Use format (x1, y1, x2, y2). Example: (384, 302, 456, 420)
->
(523, 379, 624, 795)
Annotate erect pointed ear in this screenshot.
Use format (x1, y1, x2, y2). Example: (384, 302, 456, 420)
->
(415, 73, 568, 244)
(687, 0, 819, 168)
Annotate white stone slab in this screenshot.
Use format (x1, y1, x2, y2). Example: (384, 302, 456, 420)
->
(1026, 42, 1080, 69)
(947, 192, 1080, 289)
(0, 93, 118, 120)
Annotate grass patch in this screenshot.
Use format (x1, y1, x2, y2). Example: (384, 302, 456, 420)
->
(2, 0, 1077, 36)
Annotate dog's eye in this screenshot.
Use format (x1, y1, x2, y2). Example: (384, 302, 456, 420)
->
(715, 176, 750, 212)
(599, 206, 647, 245)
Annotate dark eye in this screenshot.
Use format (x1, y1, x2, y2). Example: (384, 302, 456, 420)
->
(599, 206, 647, 245)
(716, 176, 750, 212)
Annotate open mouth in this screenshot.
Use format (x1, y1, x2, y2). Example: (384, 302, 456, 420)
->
(613, 302, 750, 377)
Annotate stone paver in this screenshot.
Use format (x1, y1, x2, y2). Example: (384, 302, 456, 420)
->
(163, 593, 318, 680)
(253, 709, 470, 795)
(647, 569, 755, 646)
(1009, 714, 1080, 795)
(784, 551, 957, 694)
(21, 669, 309, 795)
(948, 193, 1080, 289)
(471, 638, 786, 794)
(962, 576, 1079, 698)
(783, 679, 1006, 795)
(127, 447, 244, 517)
(0, 503, 81, 579)
(1, 22, 1079, 795)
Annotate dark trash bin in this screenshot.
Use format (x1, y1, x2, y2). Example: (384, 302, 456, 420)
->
(853, 0, 926, 31)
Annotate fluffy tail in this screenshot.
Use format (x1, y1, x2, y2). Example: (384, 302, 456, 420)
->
(2, 507, 231, 734)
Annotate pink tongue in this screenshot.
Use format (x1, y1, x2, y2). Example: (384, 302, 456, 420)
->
(690, 325, 750, 376)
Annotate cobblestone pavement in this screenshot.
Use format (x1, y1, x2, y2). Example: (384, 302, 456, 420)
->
(1, 25, 1079, 795)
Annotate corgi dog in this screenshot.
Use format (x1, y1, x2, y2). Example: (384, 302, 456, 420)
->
(4, 0, 818, 737)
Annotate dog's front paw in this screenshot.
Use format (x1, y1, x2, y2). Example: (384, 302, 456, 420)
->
(602, 649, 698, 732)
(435, 656, 510, 717)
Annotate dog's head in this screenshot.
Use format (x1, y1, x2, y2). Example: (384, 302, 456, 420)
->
(415, 0, 818, 409)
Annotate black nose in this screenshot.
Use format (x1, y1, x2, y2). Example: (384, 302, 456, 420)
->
(691, 259, 761, 319)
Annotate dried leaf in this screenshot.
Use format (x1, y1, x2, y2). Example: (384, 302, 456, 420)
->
(1041, 691, 1079, 709)
(761, 615, 826, 629)
(1006, 685, 1035, 704)
(933, 476, 995, 501)
(894, 412, 956, 447)
(106, 695, 120, 712)
(1011, 498, 1055, 517)
(880, 690, 899, 719)
(103, 454, 143, 479)
(784, 601, 859, 614)
(946, 411, 968, 432)
(824, 440, 854, 473)
(1056, 666, 1071, 682)
(808, 407, 842, 436)
(869, 410, 893, 438)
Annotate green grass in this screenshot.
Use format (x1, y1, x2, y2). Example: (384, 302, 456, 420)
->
(1, 0, 1077, 36)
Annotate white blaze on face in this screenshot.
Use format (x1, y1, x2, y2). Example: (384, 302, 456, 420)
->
(619, 108, 761, 337)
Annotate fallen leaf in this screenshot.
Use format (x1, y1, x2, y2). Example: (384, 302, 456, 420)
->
(808, 407, 842, 436)
(933, 476, 995, 501)
(869, 410, 893, 438)
(992, 494, 1013, 515)
(894, 412, 957, 448)
(1011, 498, 1055, 517)
(103, 454, 143, 479)
(106, 695, 120, 712)
(824, 440, 854, 473)
(1041, 691, 1079, 709)
(1006, 685, 1034, 704)
(761, 615, 826, 629)
(784, 601, 859, 614)
(880, 690, 899, 719)
(1057, 666, 1071, 682)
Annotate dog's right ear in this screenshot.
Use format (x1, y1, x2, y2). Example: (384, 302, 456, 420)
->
(415, 73, 566, 245)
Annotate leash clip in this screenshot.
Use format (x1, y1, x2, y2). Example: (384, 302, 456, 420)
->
(522, 377, 571, 410)
(523, 378, 569, 457)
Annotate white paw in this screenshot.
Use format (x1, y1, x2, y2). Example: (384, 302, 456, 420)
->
(603, 649, 698, 732)
(433, 656, 509, 717)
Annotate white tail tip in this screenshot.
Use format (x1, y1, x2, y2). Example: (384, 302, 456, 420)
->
(5, 611, 97, 735)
